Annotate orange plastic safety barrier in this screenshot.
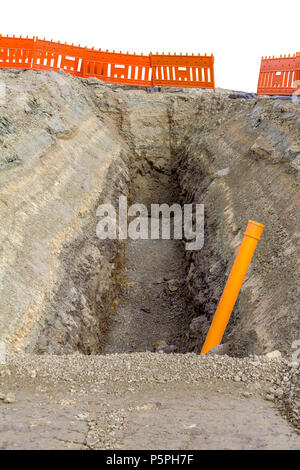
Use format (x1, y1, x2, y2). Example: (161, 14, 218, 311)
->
(295, 52, 300, 82)
(0, 35, 215, 89)
(83, 49, 153, 87)
(257, 53, 300, 95)
(0, 35, 34, 69)
(150, 52, 214, 88)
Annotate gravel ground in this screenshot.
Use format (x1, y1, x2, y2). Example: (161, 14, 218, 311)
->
(1, 352, 294, 386)
(0, 352, 299, 449)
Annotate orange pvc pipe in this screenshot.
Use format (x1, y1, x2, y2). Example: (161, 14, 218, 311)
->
(201, 220, 265, 355)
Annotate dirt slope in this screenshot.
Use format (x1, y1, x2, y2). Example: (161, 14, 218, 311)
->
(177, 96, 300, 356)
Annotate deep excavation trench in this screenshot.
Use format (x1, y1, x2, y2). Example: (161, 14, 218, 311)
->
(12, 77, 297, 362)
(102, 155, 194, 354)
(30, 153, 201, 355)
(28, 87, 212, 357)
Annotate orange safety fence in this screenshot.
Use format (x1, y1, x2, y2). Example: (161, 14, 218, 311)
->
(150, 52, 214, 88)
(0, 35, 215, 89)
(83, 49, 152, 87)
(0, 35, 34, 69)
(295, 52, 300, 82)
(33, 38, 84, 75)
(257, 53, 300, 95)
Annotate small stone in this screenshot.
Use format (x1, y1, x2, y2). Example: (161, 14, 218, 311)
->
(234, 375, 241, 382)
(3, 368, 11, 376)
(250, 361, 260, 367)
(291, 155, 300, 171)
(76, 413, 89, 420)
(30, 370, 37, 379)
(206, 344, 228, 356)
(3, 393, 15, 404)
(265, 350, 282, 359)
(282, 112, 294, 120)
(154, 340, 167, 351)
(265, 393, 275, 402)
(289, 362, 299, 369)
(216, 167, 229, 177)
(166, 279, 180, 292)
(157, 344, 177, 354)
(242, 391, 251, 398)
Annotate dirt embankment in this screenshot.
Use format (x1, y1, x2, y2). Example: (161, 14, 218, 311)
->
(177, 95, 300, 356)
(0, 70, 131, 353)
(0, 69, 299, 359)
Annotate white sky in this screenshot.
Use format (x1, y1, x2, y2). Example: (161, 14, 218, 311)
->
(1, 0, 299, 91)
